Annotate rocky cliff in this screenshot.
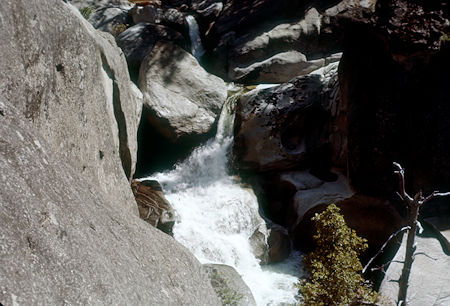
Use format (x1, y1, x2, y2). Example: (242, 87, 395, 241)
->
(0, 0, 219, 304)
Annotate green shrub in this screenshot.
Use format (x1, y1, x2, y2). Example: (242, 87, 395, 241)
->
(79, 6, 95, 20)
(112, 23, 129, 37)
(298, 204, 378, 305)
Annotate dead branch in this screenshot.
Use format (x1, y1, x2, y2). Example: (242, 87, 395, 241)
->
(362, 226, 410, 274)
(393, 162, 450, 305)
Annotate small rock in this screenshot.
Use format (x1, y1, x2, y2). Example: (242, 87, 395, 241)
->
(131, 179, 176, 235)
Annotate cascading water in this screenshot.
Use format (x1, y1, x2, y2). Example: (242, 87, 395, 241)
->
(185, 15, 205, 61)
(143, 85, 303, 305)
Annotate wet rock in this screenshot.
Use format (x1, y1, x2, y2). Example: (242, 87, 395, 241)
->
(204, 264, 257, 306)
(116, 22, 187, 74)
(267, 226, 291, 263)
(131, 179, 176, 235)
(139, 41, 227, 143)
(0, 99, 220, 305)
(249, 223, 269, 263)
(0, 0, 142, 215)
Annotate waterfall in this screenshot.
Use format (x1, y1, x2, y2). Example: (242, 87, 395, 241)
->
(143, 85, 303, 305)
(185, 15, 205, 61)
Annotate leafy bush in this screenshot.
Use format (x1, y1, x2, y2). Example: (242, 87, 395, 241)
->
(79, 6, 95, 20)
(112, 23, 129, 37)
(298, 204, 378, 305)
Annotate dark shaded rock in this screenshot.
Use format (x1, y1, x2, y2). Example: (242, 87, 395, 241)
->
(130, 5, 186, 32)
(292, 194, 403, 258)
(131, 179, 176, 235)
(232, 63, 339, 173)
(203, 0, 375, 80)
(288, 172, 354, 231)
(88, 6, 132, 36)
(69, 0, 132, 10)
(267, 226, 291, 263)
(116, 22, 187, 76)
(204, 264, 257, 306)
(338, 0, 450, 199)
(0, 99, 220, 305)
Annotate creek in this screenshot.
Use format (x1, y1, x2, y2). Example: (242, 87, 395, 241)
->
(143, 86, 303, 305)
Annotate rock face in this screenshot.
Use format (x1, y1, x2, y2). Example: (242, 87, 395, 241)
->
(338, 0, 450, 198)
(131, 179, 176, 235)
(116, 22, 187, 74)
(0, 100, 220, 305)
(380, 235, 450, 305)
(0, 0, 142, 215)
(233, 62, 339, 173)
(203, 264, 257, 306)
(204, 0, 375, 81)
(139, 41, 227, 143)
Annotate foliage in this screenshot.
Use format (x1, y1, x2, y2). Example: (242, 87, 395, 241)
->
(79, 6, 95, 20)
(298, 204, 378, 305)
(112, 23, 129, 37)
(440, 31, 450, 43)
(217, 287, 243, 306)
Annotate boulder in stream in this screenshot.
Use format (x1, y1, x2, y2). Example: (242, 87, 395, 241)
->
(139, 41, 227, 143)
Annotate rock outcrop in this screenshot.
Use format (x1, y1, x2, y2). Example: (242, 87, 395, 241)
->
(338, 0, 450, 198)
(0, 99, 220, 305)
(131, 179, 176, 235)
(204, 264, 257, 306)
(116, 22, 187, 75)
(139, 41, 227, 143)
(0, 0, 142, 215)
(0, 1, 221, 304)
(233, 62, 339, 173)
(203, 0, 376, 81)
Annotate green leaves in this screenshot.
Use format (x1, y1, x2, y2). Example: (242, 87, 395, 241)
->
(298, 204, 378, 305)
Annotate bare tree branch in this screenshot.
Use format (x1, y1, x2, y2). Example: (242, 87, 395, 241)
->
(362, 226, 410, 274)
(424, 191, 450, 203)
(393, 162, 413, 204)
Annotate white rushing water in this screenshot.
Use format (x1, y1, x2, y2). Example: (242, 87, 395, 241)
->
(143, 86, 303, 305)
(185, 15, 205, 61)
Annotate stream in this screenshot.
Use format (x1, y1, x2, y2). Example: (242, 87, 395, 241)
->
(142, 86, 303, 305)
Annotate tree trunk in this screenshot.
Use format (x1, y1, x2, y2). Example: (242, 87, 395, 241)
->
(397, 204, 419, 305)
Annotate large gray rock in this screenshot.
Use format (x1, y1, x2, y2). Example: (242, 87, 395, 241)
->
(204, 264, 257, 306)
(88, 6, 131, 36)
(139, 41, 227, 142)
(230, 51, 339, 84)
(0, 0, 142, 214)
(380, 235, 450, 306)
(233, 62, 341, 173)
(0, 99, 220, 305)
(116, 23, 187, 73)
